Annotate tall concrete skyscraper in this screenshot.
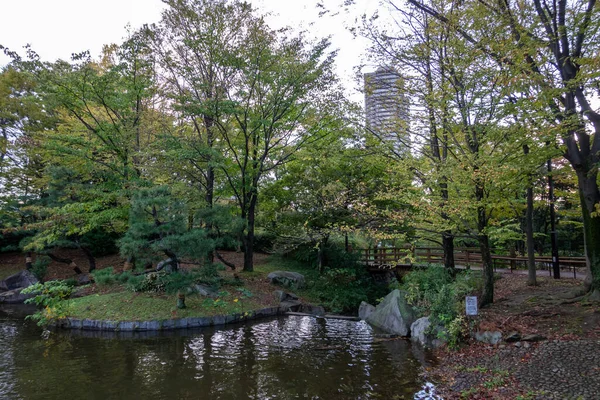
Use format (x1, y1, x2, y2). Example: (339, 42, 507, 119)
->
(364, 67, 409, 151)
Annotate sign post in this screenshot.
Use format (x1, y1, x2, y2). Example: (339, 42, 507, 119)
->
(465, 296, 478, 316)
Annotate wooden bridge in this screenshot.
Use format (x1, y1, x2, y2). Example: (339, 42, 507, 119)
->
(360, 247, 587, 279)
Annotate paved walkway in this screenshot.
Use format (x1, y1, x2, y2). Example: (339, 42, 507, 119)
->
(518, 339, 600, 399)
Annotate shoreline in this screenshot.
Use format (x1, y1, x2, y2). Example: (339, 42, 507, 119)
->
(52, 306, 283, 332)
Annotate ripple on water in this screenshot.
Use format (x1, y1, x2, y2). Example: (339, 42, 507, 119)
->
(0, 312, 433, 400)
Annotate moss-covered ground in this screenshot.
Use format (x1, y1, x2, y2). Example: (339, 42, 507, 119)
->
(63, 254, 324, 322)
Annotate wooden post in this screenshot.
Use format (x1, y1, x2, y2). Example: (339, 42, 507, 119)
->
(25, 252, 33, 270)
(466, 249, 471, 268)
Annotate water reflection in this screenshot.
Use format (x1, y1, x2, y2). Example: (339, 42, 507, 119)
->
(0, 308, 434, 400)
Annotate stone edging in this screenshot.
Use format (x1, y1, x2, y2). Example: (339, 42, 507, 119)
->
(55, 306, 283, 332)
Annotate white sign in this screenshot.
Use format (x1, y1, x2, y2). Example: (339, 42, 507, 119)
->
(465, 296, 478, 316)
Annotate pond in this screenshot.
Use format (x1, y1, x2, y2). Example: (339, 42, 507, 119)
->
(0, 305, 436, 399)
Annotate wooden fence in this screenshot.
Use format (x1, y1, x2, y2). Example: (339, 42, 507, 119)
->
(360, 247, 586, 278)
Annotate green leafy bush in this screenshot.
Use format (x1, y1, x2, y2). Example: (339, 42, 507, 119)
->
(401, 266, 480, 347)
(22, 280, 75, 326)
(312, 251, 388, 314)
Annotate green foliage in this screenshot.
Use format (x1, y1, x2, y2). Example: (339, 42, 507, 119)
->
(310, 245, 388, 314)
(22, 280, 75, 326)
(81, 228, 120, 257)
(128, 266, 222, 295)
(92, 267, 121, 287)
(252, 229, 277, 253)
(401, 266, 480, 347)
(31, 256, 50, 281)
(119, 186, 242, 269)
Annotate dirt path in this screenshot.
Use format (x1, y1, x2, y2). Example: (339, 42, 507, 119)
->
(428, 275, 600, 399)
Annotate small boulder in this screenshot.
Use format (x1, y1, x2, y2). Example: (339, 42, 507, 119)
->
(192, 284, 219, 298)
(0, 270, 38, 291)
(267, 271, 306, 289)
(298, 304, 325, 316)
(504, 331, 521, 343)
(77, 274, 93, 286)
(279, 299, 302, 312)
(273, 290, 298, 303)
(410, 316, 446, 349)
(365, 289, 416, 337)
(473, 330, 503, 345)
(522, 333, 546, 342)
(358, 301, 375, 320)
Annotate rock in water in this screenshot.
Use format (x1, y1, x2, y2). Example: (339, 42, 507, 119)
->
(358, 301, 375, 320)
(411, 317, 446, 349)
(365, 289, 416, 336)
(267, 271, 306, 289)
(0, 288, 34, 304)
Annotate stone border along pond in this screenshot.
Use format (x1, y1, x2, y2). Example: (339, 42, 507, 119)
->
(54, 306, 284, 332)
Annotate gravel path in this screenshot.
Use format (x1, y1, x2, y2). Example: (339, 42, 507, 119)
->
(517, 339, 600, 400)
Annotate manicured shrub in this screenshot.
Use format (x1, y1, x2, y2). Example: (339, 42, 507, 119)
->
(91, 267, 118, 286)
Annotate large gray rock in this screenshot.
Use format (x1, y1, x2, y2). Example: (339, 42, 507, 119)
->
(358, 301, 376, 320)
(365, 289, 416, 336)
(410, 316, 446, 349)
(0, 288, 34, 304)
(191, 284, 219, 298)
(0, 270, 38, 291)
(267, 271, 306, 289)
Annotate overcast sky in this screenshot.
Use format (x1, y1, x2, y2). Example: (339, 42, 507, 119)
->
(0, 0, 380, 100)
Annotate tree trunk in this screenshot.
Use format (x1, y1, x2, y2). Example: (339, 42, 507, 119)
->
(526, 183, 537, 286)
(577, 173, 600, 298)
(47, 252, 82, 274)
(80, 246, 96, 273)
(524, 145, 536, 286)
(205, 115, 215, 265)
(479, 228, 494, 308)
(215, 249, 236, 270)
(442, 232, 455, 272)
(25, 252, 32, 270)
(547, 158, 560, 279)
(243, 199, 257, 272)
(476, 183, 494, 307)
(164, 249, 179, 272)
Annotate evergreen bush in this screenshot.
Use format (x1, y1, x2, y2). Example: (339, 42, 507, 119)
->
(31, 256, 50, 281)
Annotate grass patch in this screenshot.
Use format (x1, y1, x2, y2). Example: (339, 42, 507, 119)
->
(67, 287, 268, 321)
